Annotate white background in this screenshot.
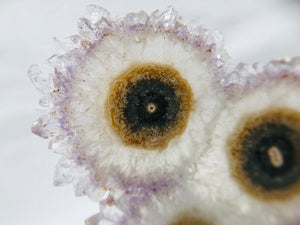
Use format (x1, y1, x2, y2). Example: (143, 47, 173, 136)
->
(0, 0, 299, 224)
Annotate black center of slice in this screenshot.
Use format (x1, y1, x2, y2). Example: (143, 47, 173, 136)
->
(124, 79, 180, 131)
(244, 122, 300, 190)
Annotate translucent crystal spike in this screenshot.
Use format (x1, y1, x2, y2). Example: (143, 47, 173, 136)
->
(53, 35, 82, 51)
(78, 17, 96, 40)
(159, 6, 179, 29)
(48, 135, 70, 154)
(28, 65, 52, 92)
(31, 116, 50, 139)
(47, 55, 67, 77)
(124, 11, 149, 27)
(94, 17, 112, 37)
(53, 157, 73, 186)
(86, 4, 110, 23)
(149, 9, 160, 24)
(173, 21, 188, 38)
(47, 54, 67, 75)
(190, 25, 224, 51)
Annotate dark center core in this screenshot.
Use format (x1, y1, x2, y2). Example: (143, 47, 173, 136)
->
(229, 108, 300, 201)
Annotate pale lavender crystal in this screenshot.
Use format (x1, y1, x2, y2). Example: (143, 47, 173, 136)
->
(31, 116, 50, 138)
(263, 56, 300, 78)
(233, 63, 258, 86)
(221, 71, 240, 87)
(150, 6, 180, 30)
(78, 17, 97, 40)
(53, 35, 82, 52)
(86, 5, 110, 23)
(220, 56, 300, 98)
(48, 135, 72, 153)
(28, 64, 53, 92)
(53, 156, 75, 186)
(124, 11, 149, 27)
(94, 17, 113, 38)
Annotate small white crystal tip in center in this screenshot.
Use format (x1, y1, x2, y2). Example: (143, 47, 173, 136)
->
(146, 103, 157, 114)
(267, 146, 284, 168)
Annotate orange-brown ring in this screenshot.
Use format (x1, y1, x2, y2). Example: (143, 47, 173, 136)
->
(105, 63, 193, 150)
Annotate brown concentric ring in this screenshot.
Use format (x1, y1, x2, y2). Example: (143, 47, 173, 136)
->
(105, 63, 193, 150)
